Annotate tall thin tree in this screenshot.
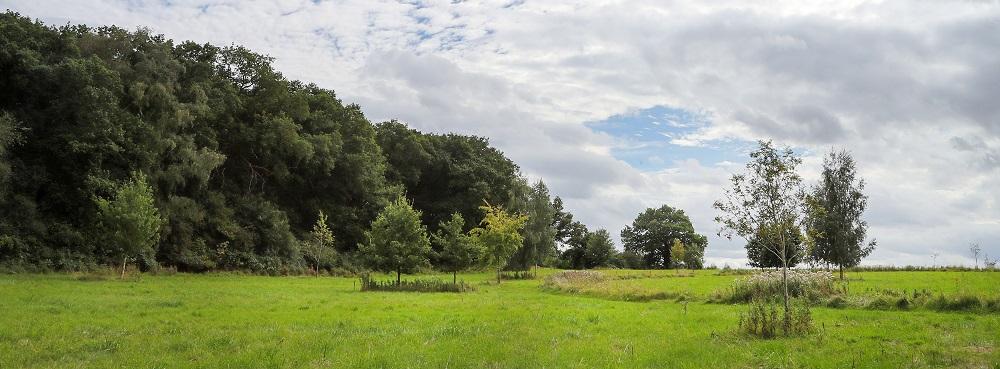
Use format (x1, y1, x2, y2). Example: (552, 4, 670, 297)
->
(714, 140, 803, 330)
(803, 150, 875, 279)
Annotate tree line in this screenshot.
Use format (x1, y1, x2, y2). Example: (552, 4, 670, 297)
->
(0, 12, 709, 275)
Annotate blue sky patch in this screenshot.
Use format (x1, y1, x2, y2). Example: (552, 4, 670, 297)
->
(586, 105, 747, 171)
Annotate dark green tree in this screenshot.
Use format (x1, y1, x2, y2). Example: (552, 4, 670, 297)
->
(621, 205, 708, 269)
(509, 180, 556, 270)
(583, 229, 615, 268)
(432, 212, 482, 283)
(746, 221, 804, 269)
(803, 150, 875, 279)
(360, 197, 431, 284)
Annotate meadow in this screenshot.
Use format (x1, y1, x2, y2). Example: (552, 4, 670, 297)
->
(1, 270, 998, 369)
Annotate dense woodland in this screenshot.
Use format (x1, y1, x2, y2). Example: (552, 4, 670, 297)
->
(0, 13, 708, 274)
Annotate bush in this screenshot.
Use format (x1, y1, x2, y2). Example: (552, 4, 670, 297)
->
(738, 298, 812, 338)
(715, 270, 835, 303)
(359, 274, 473, 293)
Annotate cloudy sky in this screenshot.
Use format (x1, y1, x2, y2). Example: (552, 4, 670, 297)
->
(6, 0, 999, 266)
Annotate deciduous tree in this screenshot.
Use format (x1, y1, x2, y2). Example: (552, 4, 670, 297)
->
(432, 213, 482, 283)
(360, 198, 431, 284)
(470, 203, 527, 283)
(803, 150, 875, 279)
(714, 140, 802, 331)
(94, 172, 163, 278)
(621, 205, 707, 269)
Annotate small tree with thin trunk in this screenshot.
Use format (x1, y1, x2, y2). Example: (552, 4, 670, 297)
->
(470, 203, 527, 284)
(94, 172, 163, 279)
(360, 197, 431, 284)
(302, 210, 337, 274)
(714, 140, 803, 332)
(670, 239, 686, 269)
(432, 212, 482, 283)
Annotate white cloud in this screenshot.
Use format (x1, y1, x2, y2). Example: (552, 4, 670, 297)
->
(5, 0, 999, 266)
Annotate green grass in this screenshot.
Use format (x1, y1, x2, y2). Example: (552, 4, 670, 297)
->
(1, 270, 997, 368)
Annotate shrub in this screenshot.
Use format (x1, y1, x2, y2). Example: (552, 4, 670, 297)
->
(358, 274, 473, 293)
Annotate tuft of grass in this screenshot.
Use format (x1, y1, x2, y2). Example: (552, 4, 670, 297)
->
(359, 274, 473, 293)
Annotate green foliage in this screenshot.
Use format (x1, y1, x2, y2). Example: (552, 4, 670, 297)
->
(509, 180, 557, 270)
(0, 13, 541, 273)
(583, 229, 616, 269)
(745, 221, 805, 269)
(714, 140, 804, 327)
(670, 239, 686, 269)
(621, 205, 707, 269)
(93, 172, 163, 272)
(374, 121, 525, 237)
(431, 212, 482, 282)
(803, 149, 875, 278)
(359, 197, 431, 283)
(470, 203, 527, 283)
(301, 210, 337, 273)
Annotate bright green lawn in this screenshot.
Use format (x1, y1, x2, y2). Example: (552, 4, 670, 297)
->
(0, 271, 997, 368)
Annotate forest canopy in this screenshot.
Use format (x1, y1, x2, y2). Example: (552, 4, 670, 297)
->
(0, 12, 709, 273)
(0, 12, 536, 273)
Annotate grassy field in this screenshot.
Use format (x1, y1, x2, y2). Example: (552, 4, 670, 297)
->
(1, 270, 997, 368)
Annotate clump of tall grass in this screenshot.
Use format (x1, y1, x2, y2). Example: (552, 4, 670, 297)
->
(738, 298, 813, 338)
(712, 270, 836, 303)
(359, 274, 473, 293)
(543, 270, 607, 291)
(542, 270, 682, 301)
(500, 270, 537, 280)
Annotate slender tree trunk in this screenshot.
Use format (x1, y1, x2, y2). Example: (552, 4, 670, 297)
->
(780, 233, 790, 333)
(839, 264, 844, 280)
(497, 267, 501, 284)
(121, 256, 127, 280)
(453, 271, 457, 284)
(396, 268, 401, 285)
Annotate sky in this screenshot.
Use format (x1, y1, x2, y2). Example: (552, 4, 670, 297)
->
(4, 0, 999, 267)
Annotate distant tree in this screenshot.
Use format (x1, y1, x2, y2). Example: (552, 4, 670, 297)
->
(302, 210, 337, 274)
(621, 205, 707, 269)
(970, 243, 982, 270)
(470, 203, 527, 284)
(360, 197, 431, 284)
(510, 180, 557, 271)
(746, 221, 804, 269)
(714, 140, 802, 331)
(94, 172, 164, 278)
(432, 213, 482, 283)
(803, 150, 876, 279)
(670, 239, 686, 269)
(583, 229, 615, 268)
